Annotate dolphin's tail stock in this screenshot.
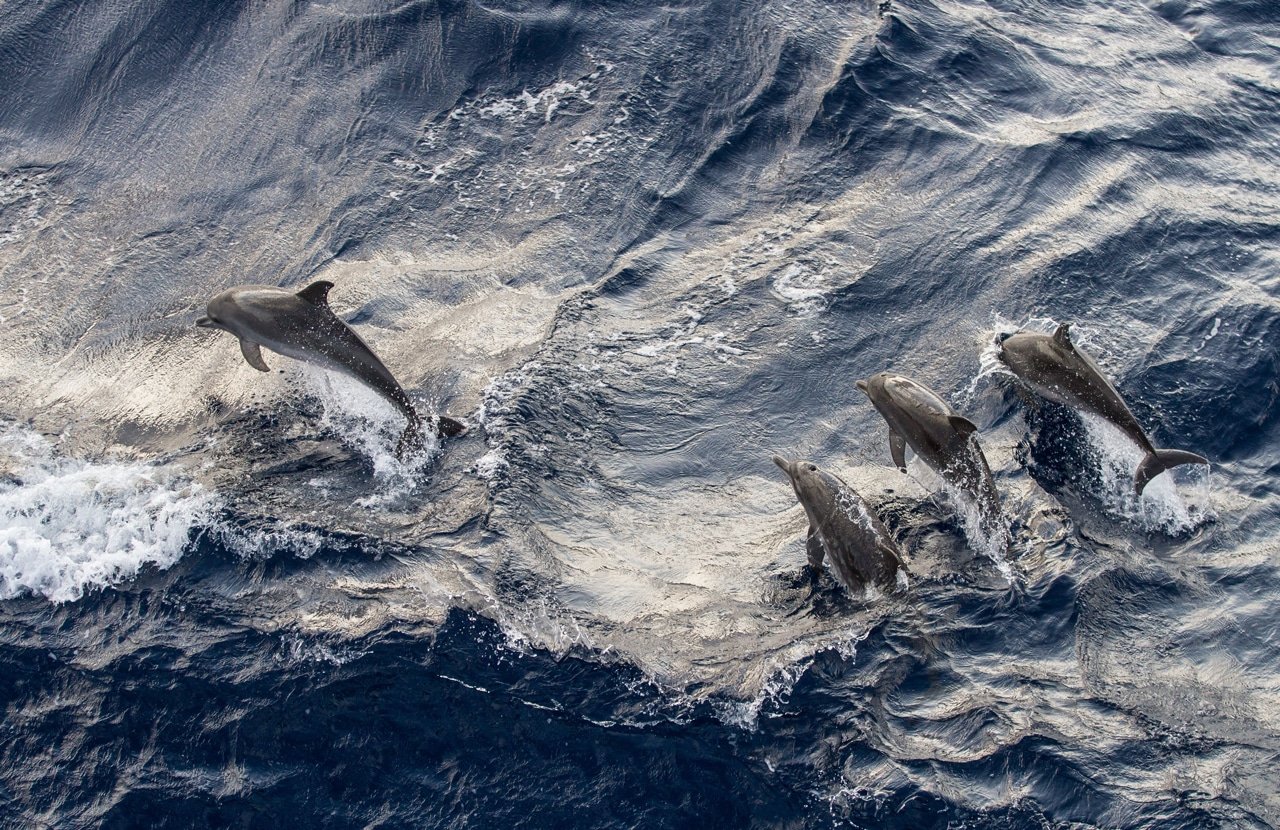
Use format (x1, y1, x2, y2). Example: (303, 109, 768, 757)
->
(1134, 448, 1209, 495)
(393, 412, 467, 459)
(394, 415, 428, 460)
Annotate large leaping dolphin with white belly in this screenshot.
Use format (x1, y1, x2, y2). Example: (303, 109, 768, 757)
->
(196, 280, 465, 457)
(998, 322, 1207, 494)
(856, 372, 1006, 548)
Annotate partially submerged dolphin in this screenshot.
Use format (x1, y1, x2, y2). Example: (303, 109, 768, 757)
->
(196, 280, 465, 456)
(773, 455, 906, 594)
(998, 323, 1207, 494)
(856, 372, 1005, 543)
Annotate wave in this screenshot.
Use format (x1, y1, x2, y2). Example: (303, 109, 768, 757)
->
(0, 423, 218, 602)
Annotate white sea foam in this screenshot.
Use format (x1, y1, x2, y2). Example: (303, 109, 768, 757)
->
(769, 262, 829, 316)
(471, 363, 539, 486)
(0, 426, 219, 603)
(206, 520, 329, 561)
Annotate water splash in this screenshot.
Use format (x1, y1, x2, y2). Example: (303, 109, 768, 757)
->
(910, 458, 1015, 581)
(0, 425, 219, 602)
(294, 367, 447, 498)
(1078, 412, 1212, 534)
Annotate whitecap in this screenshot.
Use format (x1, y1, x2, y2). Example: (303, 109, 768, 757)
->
(0, 425, 219, 603)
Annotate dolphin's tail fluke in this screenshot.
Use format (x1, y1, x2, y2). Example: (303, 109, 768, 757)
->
(1134, 448, 1209, 495)
(436, 415, 467, 438)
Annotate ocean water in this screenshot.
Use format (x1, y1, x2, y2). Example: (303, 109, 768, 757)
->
(1, 0, 1277, 826)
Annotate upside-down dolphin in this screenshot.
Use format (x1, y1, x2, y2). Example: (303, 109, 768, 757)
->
(997, 322, 1207, 494)
(196, 280, 465, 456)
(856, 372, 1005, 546)
(773, 455, 906, 594)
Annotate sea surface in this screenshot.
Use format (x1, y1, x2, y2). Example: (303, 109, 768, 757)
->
(0, 0, 1277, 827)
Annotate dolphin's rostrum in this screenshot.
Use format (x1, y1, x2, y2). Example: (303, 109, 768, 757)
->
(197, 280, 464, 457)
(998, 322, 1208, 494)
(773, 455, 905, 594)
(857, 372, 1006, 549)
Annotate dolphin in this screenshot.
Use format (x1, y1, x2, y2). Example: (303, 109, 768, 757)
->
(773, 455, 906, 593)
(997, 322, 1207, 494)
(856, 372, 1005, 543)
(196, 280, 465, 456)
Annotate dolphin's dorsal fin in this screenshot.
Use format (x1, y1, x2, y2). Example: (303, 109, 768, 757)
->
(296, 280, 334, 307)
(948, 415, 978, 436)
(889, 429, 907, 472)
(1052, 322, 1073, 349)
(240, 339, 270, 372)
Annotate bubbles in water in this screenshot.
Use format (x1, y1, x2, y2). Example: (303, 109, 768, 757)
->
(0, 425, 219, 603)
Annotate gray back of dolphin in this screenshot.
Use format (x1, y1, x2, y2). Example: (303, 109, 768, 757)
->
(998, 322, 1207, 494)
(197, 280, 464, 455)
(773, 455, 905, 593)
(856, 372, 1004, 539)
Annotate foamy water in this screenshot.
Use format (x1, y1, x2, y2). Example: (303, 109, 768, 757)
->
(0, 425, 219, 602)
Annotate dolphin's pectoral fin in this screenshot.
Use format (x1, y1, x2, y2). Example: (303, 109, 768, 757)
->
(239, 339, 270, 372)
(1052, 322, 1073, 349)
(806, 526, 826, 572)
(889, 430, 907, 472)
(296, 280, 335, 307)
(947, 415, 979, 436)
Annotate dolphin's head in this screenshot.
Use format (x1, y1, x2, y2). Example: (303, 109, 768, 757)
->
(196, 290, 243, 335)
(995, 330, 1042, 373)
(773, 455, 831, 505)
(855, 372, 892, 404)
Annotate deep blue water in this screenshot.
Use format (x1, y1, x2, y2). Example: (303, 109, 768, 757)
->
(1, 0, 1278, 827)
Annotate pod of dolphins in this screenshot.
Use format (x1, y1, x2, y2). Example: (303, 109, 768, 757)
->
(197, 281, 1209, 599)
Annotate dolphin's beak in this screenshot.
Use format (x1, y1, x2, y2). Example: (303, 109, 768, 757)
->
(195, 316, 213, 328)
(772, 455, 793, 476)
(855, 379, 869, 395)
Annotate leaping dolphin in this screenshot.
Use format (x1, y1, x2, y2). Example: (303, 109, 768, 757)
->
(773, 455, 906, 594)
(997, 322, 1207, 494)
(856, 372, 1005, 546)
(196, 280, 465, 457)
